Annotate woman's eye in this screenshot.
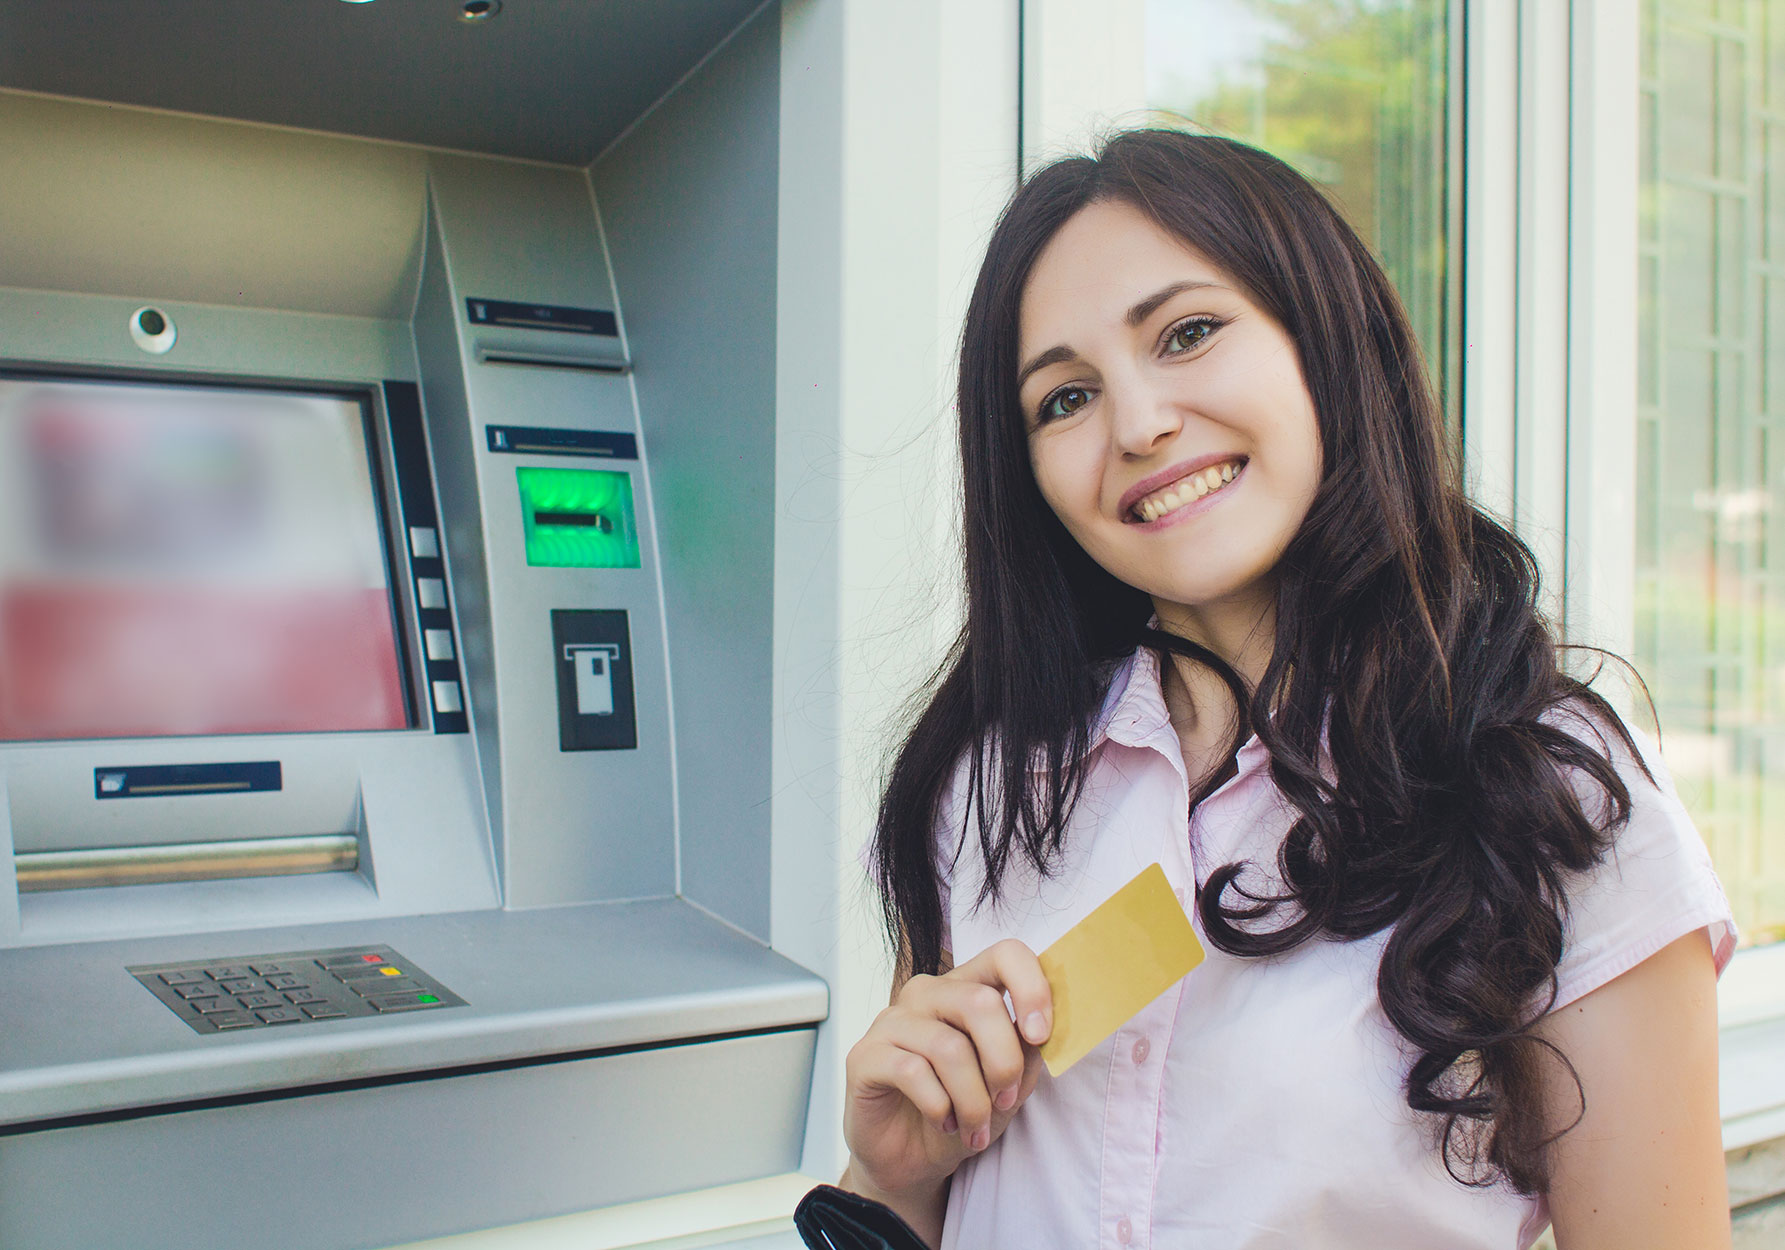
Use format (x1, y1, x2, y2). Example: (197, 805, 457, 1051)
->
(1039, 386, 1091, 422)
(1163, 318, 1218, 355)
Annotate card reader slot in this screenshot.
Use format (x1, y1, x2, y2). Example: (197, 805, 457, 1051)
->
(14, 834, 359, 892)
(532, 510, 612, 531)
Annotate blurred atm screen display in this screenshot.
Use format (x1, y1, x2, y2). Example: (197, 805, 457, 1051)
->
(0, 376, 410, 741)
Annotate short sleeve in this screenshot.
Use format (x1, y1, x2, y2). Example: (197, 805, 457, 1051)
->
(1550, 712, 1739, 1013)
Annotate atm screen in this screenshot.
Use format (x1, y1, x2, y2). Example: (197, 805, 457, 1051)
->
(0, 375, 410, 741)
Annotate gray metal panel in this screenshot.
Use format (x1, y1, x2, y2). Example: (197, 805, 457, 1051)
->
(0, 286, 417, 382)
(0, 898, 825, 1124)
(0, 1, 764, 166)
(592, 7, 779, 940)
(0, 284, 503, 945)
(423, 158, 676, 908)
(0, 91, 429, 319)
(6, 735, 499, 950)
(414, 205, 508, 885)
(0, 770, 18, 942)
(0, 1027, 815, 1250)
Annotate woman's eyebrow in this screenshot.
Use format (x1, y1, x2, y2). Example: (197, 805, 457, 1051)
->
(1017, 280, 1226, 388)
(1017, 345, 1077, 389)
(1125, 279, 1223, 327)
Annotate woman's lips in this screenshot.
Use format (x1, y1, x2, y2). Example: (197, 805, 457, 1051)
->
(1124, 457, 1246, 525)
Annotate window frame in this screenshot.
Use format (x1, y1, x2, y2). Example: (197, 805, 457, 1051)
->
(1020, 0, 1785, 1146)
(1463, 0, 1785, 1145)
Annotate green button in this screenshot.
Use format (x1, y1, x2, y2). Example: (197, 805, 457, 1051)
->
(417, 993, 440, 1004)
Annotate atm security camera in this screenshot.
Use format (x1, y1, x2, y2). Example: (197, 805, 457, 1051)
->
(129, 306, 176, 354)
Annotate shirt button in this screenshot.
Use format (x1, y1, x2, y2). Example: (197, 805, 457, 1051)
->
(1116, 1216, 1133, 1244)
(1131, 1036, 1150, 1065)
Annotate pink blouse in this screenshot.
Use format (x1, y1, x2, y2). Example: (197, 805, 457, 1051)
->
(933, 645, 1737, 1250)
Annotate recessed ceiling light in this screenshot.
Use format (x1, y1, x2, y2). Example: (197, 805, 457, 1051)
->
(459, 0, 500, 20)
(338, 0, 377, 5)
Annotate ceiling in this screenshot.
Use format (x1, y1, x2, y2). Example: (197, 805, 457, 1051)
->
(0, 0, 766, 166)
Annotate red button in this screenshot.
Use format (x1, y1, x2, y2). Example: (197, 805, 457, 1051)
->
(361, 954, 384, 964)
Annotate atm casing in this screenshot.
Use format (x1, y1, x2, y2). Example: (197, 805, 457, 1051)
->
(0, 6, 822, 1248)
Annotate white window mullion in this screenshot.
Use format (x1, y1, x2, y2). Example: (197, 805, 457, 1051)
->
(1019, 0, 1146, 177)
(1462, 0, 1520, 525)
(1563, 0, 1639, 662)
(1515, 0, 1575, 629)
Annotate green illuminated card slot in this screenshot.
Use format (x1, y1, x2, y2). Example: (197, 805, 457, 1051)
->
(517, 467, 640, 568)
(534, 510, 613, 532)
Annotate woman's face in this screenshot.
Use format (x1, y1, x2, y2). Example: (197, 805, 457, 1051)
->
(1017, 199, 1322, 624)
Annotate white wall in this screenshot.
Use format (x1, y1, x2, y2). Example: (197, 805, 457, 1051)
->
(771, 0, 1020, 1178)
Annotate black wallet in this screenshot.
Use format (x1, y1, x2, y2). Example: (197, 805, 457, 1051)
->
(793, 1183, 931, 1250)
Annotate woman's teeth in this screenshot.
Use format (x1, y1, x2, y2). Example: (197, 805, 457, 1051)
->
(1134, 460, 1242, 523)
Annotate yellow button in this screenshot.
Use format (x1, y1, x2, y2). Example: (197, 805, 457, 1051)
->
(380, 967, 402, 976)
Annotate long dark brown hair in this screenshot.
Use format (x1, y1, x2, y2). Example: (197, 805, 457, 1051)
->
(873, 129, 1646, 1195)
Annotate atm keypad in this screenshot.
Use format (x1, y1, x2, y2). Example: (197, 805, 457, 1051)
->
(130, 945, 466, 1034)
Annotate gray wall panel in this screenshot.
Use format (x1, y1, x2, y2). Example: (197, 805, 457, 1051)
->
(0, 1027, 815, 1250)
(592, 5, 779, 940)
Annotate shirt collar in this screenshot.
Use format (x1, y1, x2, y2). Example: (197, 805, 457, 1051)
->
(1029, 643, 1271, 772)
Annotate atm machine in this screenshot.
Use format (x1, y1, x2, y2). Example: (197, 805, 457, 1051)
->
(0, 4, 828, 1247)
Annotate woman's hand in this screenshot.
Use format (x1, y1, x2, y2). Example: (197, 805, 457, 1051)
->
(842, 939, 1052, 1240)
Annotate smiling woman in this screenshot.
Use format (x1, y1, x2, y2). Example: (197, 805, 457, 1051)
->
(837, 130, 1736, 1250)
(1018, 200, 1321, 638)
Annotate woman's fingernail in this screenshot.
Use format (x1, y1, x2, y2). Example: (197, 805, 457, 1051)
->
(971, 1128, 990, 1152)
(1024, 1011, 1048, 1043)
(995, 1085, 1017, 1111)
(943, 1113, 957, 1135)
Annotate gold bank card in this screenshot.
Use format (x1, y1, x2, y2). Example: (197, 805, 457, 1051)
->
(1037, 863, 1204, 1077)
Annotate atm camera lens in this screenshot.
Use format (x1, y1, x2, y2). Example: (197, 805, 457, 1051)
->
(128, 305, 177, 354)
(459, 0, 499, 20)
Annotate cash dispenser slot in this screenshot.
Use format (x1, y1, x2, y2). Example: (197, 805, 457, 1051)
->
(14, 834, 359, 893)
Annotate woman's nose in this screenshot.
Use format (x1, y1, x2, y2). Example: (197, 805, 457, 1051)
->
(1107, 380, 1181, 457)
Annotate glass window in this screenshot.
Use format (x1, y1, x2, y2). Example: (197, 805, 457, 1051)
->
(1144, 0, 1455, 405)
(1637, 0, 1785, 947)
